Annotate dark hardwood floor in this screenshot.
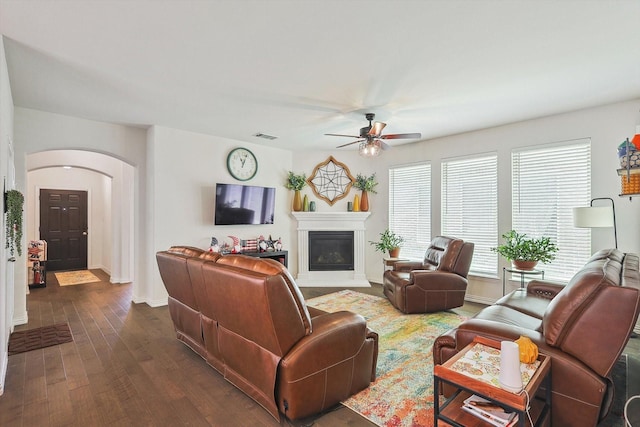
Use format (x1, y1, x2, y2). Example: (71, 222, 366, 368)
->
(0, 271, 637, 426)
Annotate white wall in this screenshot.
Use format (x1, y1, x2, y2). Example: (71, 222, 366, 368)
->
(0, 36, 15, 395)
(26, 167, 112, 272)
(146, 125, 293, 306)
(293, 99, 640, 302)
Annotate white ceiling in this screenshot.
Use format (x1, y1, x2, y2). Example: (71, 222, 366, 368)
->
(1, 0, 639, 151)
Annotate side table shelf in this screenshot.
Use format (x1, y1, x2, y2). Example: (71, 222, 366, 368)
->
(434, 336, 551, 427)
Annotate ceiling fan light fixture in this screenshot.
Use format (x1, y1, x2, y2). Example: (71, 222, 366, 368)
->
(359, 140, 382, 157)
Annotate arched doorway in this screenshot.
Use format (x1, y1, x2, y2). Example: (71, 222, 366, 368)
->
(26, 150, 135, 290)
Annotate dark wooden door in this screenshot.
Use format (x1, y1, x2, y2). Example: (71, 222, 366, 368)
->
(40, 189, 88, 272)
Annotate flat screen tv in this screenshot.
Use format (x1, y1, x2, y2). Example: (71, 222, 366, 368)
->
(215, 183, 276, 225)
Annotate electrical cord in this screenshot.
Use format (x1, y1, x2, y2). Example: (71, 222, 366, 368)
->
(518, 388, 534, 427)
(625, 394, 640, 427)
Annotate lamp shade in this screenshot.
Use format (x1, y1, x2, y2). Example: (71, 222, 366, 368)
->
(573, 206, 615, 228)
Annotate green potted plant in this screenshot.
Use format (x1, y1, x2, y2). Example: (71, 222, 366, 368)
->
(370, 228, 404, 257)
(285, 171, 307, 211)
(492, 230, 558, 270)
(353, 173, 378, 212)
(5, 189, 24, 257)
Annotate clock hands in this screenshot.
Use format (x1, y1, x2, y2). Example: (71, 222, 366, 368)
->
(240, 152, 247, 167)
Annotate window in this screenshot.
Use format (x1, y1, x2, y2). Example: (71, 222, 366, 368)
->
(442, 154, 498, 276)
(389, 163, 431, 260)
(512, 139, 591, 281)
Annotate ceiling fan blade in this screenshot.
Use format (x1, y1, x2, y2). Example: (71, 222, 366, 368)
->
(325, 133, 361, 138)
(368, 121, 387, 136)
(336, 139, 364, 148)
(381, 132, 422, 140)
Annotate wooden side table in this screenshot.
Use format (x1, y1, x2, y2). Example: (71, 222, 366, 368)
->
(434, 336, 551, 427)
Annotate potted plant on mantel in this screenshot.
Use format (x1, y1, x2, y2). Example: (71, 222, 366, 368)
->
(353, 173, 378, 212)
(285, 171, 307, 212)
(492, 230, 558, 270)
(370, 228, 404, 258)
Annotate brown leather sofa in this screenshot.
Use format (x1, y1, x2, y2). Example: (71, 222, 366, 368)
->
(156, 246, 378, 421)
(383, 236, 474, 313)
(433, 248, 640, 427)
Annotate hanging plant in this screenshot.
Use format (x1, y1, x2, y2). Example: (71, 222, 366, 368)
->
(5, 189, 24, 256)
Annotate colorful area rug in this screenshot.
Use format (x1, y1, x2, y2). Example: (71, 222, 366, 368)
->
(55, 270, 101, 286)
(8, 323, 73, 355)
(307, 290, 465, 427)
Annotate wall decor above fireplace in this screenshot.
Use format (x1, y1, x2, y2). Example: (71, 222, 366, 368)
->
(306, 156, 354, 205)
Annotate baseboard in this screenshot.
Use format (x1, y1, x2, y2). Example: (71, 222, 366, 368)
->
(464, 294, 495, 306)
(0, 350, 7, 395)
(13, 311, 28, 327)
(146, 298, 168, 308)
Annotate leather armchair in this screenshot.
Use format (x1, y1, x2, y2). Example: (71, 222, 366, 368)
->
(383, 236, 474, 313)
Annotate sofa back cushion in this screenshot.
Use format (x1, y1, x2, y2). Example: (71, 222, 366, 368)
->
(205, 255, 310, 356)
(542, 249, 640, 376)
(156, 251, 200, 311)
(423, 236, 474, 278)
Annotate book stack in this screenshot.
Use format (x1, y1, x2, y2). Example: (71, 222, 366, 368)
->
(461, 395, 518, 427)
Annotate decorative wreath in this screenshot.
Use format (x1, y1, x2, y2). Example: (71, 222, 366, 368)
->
(306, 156, 355, 205)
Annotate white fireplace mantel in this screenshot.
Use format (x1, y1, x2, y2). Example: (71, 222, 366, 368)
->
(292, 212, 371, 287)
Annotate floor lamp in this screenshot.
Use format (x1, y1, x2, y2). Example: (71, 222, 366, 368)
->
(572, 197, 618, 249)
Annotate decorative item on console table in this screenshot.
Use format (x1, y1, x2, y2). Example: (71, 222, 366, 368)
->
(353, 173, 378, 212)
(491, 230, 557, 271)
(370, 228, 404, 258)
(285, 171, 307, 212)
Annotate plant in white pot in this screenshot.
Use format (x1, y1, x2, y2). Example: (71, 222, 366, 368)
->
(492, 230, 558, 270)
(370, 229, 404, 258)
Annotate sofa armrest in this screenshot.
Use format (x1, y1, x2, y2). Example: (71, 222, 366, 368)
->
(527, 279, 566, 299)
(280, 311, 376, 378)
(277, 311, 378, 419)
(393, 260, 425, 272)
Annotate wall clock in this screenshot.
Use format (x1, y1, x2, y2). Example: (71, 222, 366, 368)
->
(227, 147, 258, 181)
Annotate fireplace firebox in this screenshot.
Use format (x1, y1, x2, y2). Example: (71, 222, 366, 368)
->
(308, 231, 354, 271)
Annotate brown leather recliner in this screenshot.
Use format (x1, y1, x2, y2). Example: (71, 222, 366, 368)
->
(433, 249, 640, 427)
(156, 247, 378, 421)
(383, 236, 474, 313)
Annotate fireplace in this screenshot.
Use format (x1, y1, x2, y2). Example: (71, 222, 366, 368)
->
(308, 231, 354, 271)
(292, 212, 370, 287)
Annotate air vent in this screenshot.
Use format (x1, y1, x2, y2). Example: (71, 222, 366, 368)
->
(253, 132, 278, 140)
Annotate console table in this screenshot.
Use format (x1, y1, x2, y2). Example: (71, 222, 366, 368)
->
(434, 336, 551, 427)
(242, 250, 288, 268)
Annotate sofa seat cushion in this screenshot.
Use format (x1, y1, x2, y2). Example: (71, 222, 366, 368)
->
(471, 305, 543, 332)
(495, 290, 554, 320)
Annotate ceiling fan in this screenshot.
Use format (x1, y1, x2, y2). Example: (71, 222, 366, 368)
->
(325, 113, 421, 157)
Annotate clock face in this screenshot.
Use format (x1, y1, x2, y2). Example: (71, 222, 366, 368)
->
(227, 148, 258, 181)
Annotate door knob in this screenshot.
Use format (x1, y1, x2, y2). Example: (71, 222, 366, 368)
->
(82, 232, 88, 236)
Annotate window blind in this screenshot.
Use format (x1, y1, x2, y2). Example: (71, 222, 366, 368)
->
(389, 163, 431, 260)
(442, 154, 498, 276)
(512, 140, 591, 281)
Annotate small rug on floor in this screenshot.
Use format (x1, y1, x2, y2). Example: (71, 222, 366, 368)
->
(55, 270, 100, 286)
(307, 289, 466, 427)
(8, 323, 73, 355)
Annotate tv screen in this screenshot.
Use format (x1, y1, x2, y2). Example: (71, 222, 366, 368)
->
(215, 183, 276, 225)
